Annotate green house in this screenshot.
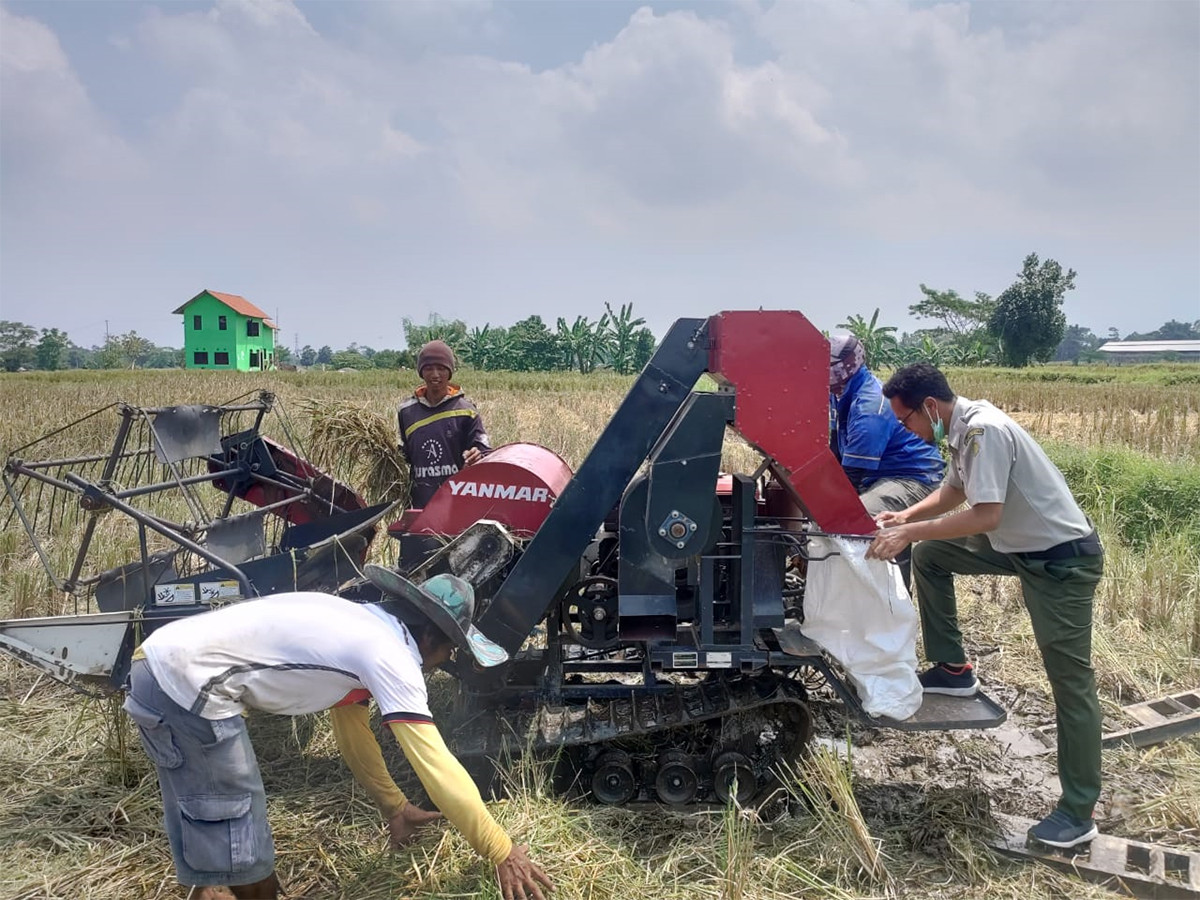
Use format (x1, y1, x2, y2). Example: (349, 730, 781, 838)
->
(173, 290, 277, 371)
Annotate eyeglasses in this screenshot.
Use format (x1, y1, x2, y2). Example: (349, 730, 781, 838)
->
(898, 401, 925, 427)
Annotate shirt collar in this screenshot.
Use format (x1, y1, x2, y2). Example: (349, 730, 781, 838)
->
(946, 396, 973, 451)
(414, 384, 463, 408)
(833, 365, 872, 406)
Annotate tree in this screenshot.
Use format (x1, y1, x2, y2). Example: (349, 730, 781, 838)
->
(95, 331, 155, 369)
(1054, 324, 1100, 363)
(275, 345, 293, 365)
(299, 345, 317, 367)
(370, 349, 406, 369)
(909, 286, 994, 338)
(35, 328, 70, 371)
(987, 253, 1075, 367)
(1125, 319, 1200, 341)
(316, 345, 333, 365)
(556, 314, 611, 374)
(508, 316, 560, 371)
(330, 350, 373, 370)
(66, 344, 92, 369)
(138, 345, 180, 368)
(402, 314, 468, 353)
(119, 332, 154, 369)
(1154, 320, 1200, 340)
(630, 327, 656, 371)
(460, 325, 511, 371)
(0, 320, 37, 371)
(604, 302, 647, 375)
(913, 334, 946, 367)
(837, 308, 899, 368)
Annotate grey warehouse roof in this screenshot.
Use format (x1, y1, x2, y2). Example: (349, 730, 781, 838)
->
(1097, 340, 1200, 353)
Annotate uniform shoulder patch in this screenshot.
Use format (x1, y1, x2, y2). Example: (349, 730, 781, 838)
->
(965, 426, 985, 455)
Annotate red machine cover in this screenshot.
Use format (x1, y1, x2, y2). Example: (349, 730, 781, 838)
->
(389, 442, 573, 538)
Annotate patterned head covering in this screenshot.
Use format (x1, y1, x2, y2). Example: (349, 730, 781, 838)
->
(828, 332, 865, 395)
(364, 566, 508, 667)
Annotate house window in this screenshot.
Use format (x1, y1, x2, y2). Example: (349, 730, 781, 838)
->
(193, 315, 202, 330)
(214, 351, 230, 366)
(193, 351, 209, 365)
(246, 320, 260, 337)
(219, 315, 227, 330)
(249, 350, 260, 368)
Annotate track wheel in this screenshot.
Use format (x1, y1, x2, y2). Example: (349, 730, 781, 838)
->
(591, 750, 636, 805)
(654, 750, 699, 805)
(712, 751, 756, 805)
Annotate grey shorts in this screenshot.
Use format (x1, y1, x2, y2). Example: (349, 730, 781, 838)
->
(124, 659, 275, 887)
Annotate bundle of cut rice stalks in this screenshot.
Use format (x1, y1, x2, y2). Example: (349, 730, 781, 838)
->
(301, 399, 410, 506)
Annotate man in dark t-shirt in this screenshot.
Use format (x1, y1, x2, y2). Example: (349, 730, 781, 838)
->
(398, 340, 491, 508)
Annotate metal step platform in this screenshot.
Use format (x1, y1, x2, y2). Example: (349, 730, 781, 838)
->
(772, 623, 1008, 732)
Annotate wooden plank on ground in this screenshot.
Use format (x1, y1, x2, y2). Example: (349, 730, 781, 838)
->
(1034, 690, 1200, 751)
(991, 814, 1200, 899)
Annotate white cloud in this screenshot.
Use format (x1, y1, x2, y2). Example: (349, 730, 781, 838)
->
(0, 7, 137, 189)
(754, 0, 1199, 241)
(0, 0, 1195, 347)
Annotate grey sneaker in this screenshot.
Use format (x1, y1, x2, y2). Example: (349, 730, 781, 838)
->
(917, 663, 978, 697)
(1027, 809, 1098, 849)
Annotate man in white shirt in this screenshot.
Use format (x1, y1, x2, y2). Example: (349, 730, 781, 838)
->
(124, 570, 553, 899)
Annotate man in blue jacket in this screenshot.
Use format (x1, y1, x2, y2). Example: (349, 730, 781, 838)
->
(829, 333, 943, 586)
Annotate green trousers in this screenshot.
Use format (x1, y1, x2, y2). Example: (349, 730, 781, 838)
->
(911, 535, 1104, 821)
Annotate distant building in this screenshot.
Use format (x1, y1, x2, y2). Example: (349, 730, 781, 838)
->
(1097, 340, 1200, 363)
(173, 290, 277, 371)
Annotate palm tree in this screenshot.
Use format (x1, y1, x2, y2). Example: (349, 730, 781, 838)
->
(556, 314, 612, 374)
(837, 309, 899, 369)
(605, 302, 647, 374)
(460, 326, 493, 369)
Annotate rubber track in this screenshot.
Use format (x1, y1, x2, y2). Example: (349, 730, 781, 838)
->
(449, 675, 812, 767)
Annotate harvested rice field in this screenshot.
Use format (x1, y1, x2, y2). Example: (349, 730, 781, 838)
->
(1, 365, 1198, 900)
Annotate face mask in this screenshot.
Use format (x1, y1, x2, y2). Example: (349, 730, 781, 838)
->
(925, 403, 945, 443)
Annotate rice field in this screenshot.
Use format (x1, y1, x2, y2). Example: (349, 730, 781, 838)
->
(1, 365, 1198, 900)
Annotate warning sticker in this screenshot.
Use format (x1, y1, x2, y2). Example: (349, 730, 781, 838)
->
(154, 584, 196, 606)
(198, 581, 242, 602)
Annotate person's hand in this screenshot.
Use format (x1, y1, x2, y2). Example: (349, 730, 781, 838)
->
(386, 803, 443, 849)
(866, 526, 912, 561)
(463, 447, 483, 466)
(874, 509, 906, 528)
(496, 844, 554, 900)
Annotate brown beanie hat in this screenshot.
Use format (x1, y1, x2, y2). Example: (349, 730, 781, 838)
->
(417, 340, 456, 376)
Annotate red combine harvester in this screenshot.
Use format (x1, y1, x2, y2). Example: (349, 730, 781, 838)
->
(1, 311, 1005, 807)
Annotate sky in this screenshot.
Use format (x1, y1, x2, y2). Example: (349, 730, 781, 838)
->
(1, 0, 1197, 353)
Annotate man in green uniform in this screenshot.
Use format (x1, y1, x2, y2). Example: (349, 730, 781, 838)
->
(866, 363, 1104, 849)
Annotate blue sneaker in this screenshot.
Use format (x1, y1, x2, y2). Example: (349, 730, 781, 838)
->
(918, 663, 978, 697)
(1027, 809, 1098, 849)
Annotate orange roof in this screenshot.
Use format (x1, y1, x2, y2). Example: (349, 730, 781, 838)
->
(173, 290, 276, 328)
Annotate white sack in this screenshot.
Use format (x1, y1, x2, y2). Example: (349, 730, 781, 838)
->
(802, 535, 922, 720)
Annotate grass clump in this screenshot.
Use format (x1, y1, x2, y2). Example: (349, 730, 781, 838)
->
(780, 745, 892, 889)
(1048, 441, 1200, 548)
(301, 399, 409, 506)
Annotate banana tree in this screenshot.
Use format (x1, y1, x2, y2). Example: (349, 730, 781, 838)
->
(837, 308, 900, 369)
